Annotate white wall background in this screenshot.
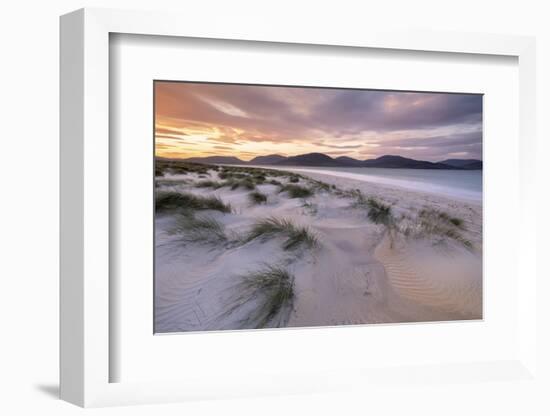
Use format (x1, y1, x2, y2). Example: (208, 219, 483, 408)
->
(0, 0, 548, 415)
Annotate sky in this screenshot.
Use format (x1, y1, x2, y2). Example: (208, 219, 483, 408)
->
(155, 81, 483, 162)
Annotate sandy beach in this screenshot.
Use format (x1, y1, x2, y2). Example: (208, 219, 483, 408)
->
(154, 163, 482, 333)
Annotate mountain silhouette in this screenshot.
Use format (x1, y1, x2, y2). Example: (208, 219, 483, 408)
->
(174, 153, 482, 170)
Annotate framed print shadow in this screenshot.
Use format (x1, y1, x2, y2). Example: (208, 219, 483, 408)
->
(153, 81, 483, 333)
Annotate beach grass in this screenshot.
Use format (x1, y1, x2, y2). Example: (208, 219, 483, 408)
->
(156, 178, 189, 186)
(245, 217, 318, 251)
(366, 198, 393, 226)
(279, 184, 313, 198)
(156, 160, 211, 176)
(194, 179, 221, 188)
(309, 179, 331, 192)
(222, 178, 256, 190)
(423, 209, 465, 228)
(171, 212, 227, 244)
(252, 174, 267, 183)
(233, 264, 295, 328)
(155, 191, 232, 213)
(411, 208, 471, 248)
(248, 191, 268, 205)
(351, 192, 393, 224)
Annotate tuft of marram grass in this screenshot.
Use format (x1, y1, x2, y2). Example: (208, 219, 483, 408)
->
(351, 193, 393, 225)
(240, 178, 256, 190)
(194, 180, 220, 188)
(220, 178, 256, 191)
(171, 212, 227, 244)
(155, 160, 210, 176)
(415, 208, 471, 248)
(422, 209, 464, 228)
(248, 191, 267, 205)
(351, 192, 397, 246)
(228, 264, 295, 328)
(449, 217, 463, 227)
(155, 191, 231, 213)
(155, 178, 189, 187)
(309, 179, 331, 192)
(155, 166, 165, 177)
(279, 184, 313, 199)
(245, 217, 318, 251)
(366, 198, 393, 226)
(252, 174, 266, 184)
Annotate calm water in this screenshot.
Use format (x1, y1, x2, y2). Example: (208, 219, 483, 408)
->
(283, 167, 483, 201)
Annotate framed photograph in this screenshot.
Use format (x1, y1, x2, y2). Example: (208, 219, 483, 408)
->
(153, 81, 483, 334)
(60, 8, 538, 407)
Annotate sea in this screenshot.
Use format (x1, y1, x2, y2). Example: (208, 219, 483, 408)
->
(279, 167, 483, 202)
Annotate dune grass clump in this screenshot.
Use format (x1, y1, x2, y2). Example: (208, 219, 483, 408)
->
(350, 192, 392, 223)
(248, 191, 267, 205)
(171, 212, 227, 244)
(351, 192, 397, 246)
(228, 264, 295, 328)
(227, 178, 255, 190)
(156, 160, 211, 176)
(418, 208, 464, 228)
(156, 178, 189, 187)
(365, 198, 396, 247)
(219, 171, 249, 180)
(194, 180, 220, 188)
(241, 178, 256, 190)
(155, 166, 165, 177)
(365, 198, 393, 226)
(245, 217, 318, 251)
(218, 171, 232, 180)
(252, 174, 266, 184)
(279, 184, 313, 199)
(155, 191, 231, 213)
(449, 217, 463, 227)
(265, 169, 289, 178)
(309, 179, 331, 192)
(228, 180, 241, 190)
(415, 208, 471, 248)
(422, 209, 464, 228)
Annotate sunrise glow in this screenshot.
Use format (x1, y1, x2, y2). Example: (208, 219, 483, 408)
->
(155, 82, 482, 162)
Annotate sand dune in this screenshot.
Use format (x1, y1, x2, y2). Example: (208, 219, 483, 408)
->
(154, 164, 482, 332)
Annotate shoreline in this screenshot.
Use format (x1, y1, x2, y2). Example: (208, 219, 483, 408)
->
(253, 165, 482, 204)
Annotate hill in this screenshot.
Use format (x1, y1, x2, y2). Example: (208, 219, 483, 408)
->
(439, 159, 483, 170)
(248, 154, 287, 165)
(172, 153, 482, 169)
(363, 155, 460, 169)
(275, 152, 342, 167)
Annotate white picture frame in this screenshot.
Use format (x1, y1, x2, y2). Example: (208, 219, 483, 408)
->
(60, 7, 538, 408)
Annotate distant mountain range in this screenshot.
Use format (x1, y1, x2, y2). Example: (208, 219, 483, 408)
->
(439, 159, 483, 170)
(174, 153, 483, 170)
